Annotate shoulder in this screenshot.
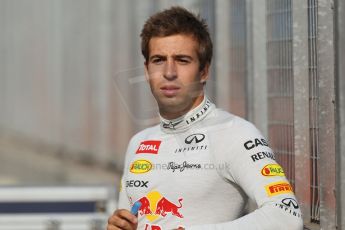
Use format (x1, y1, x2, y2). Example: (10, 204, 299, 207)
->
(128, 124, 161, 146)
(205, 108, 270, 157)
(123, 124, 160, 162)
(207, 108, 263, 137)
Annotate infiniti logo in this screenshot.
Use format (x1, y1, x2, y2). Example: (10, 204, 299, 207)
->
(282, 198, 299, 209)
(185, 134, 205, 144)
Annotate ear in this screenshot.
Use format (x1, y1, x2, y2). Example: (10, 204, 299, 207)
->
(144, 61, 149, 81)
(200, 63, 210, 84)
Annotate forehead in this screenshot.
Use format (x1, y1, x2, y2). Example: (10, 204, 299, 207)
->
(148, 34, 199, 57)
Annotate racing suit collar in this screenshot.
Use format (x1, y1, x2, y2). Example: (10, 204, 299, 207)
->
(160, 95, 215, 133)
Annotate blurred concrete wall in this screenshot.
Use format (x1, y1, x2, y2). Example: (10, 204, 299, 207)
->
(0, 0, 215, 184)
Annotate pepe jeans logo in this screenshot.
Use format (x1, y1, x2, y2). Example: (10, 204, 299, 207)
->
(167, 161, 202, 172)
(184, 134, 205, 144)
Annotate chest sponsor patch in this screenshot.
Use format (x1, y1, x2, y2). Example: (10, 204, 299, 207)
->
(126, 180, 149, 188)
(136, 140, 161, 154)
(132, 190, 184, 223)
(130, 159, 152, 174)
(261, 164, 285, 176)
(265, 181, 293, 197)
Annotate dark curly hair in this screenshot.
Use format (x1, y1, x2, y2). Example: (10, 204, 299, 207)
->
(140, 6, 213, 70)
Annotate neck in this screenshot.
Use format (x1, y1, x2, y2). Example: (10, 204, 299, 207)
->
(159, 94, 205, 120)
(160, 95, 215, 133)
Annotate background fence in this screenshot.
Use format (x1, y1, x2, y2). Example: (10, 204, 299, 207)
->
(0, 0, 343, 229)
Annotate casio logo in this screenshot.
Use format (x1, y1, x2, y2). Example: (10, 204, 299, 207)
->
(244, 138, 268, 150)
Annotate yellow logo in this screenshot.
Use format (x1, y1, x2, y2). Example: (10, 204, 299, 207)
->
(130, 159, 152, 174)
(265, 181, 293, 197)
(261, 164, 285, 176)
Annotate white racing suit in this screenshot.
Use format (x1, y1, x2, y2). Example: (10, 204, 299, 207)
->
(118, 96, 303, 230)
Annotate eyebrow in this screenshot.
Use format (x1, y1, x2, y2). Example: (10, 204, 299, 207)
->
(174, 55, 193, 60)
(149, 54, 193, 61)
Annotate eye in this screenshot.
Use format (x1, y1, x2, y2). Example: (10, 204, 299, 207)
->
(177, 58, 190, 64)
(151, 58, 164, 64)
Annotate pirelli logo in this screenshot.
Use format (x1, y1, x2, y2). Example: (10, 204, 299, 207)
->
(265, 181, 293, 197)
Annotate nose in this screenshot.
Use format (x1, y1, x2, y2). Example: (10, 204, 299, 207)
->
(163, 59, 177, 80)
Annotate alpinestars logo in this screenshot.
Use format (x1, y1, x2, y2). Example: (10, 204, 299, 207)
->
(162, 120, 183, 130)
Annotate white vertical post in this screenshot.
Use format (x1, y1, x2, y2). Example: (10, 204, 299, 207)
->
(336, 0, 345, 228)
(292, 0, 311, 223)
(251, 0, 268, 137)
(215, 0, 232, 111)
(317, 0, 337, 229)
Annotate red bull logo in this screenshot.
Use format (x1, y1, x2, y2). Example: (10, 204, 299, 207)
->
(136, 140, 161, 154)
(132, 191, 184, 222)
(137, 196, 152, 215)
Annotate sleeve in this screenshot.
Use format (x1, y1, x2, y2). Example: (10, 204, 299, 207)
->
(117, 136, 137, 210)
(188, 120, 303, 230)
(117, 176, 131, 210)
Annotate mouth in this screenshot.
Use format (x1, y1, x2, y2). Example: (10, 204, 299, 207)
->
(160, 85, 180, 97)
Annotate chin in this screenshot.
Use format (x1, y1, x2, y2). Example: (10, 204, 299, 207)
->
(157, 96, 185, 110)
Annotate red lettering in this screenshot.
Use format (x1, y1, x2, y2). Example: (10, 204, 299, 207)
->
(144, 224, 161, 230)
(136, 140, 161, 154)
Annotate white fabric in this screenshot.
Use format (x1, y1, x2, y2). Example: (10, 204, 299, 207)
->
(118, 96, 303, 230)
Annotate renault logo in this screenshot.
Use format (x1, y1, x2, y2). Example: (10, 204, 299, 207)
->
(185, 134, 205, 144)
(282, 198, 299, 209)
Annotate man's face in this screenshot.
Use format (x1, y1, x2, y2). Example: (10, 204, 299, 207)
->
(145, 34, 209, 118)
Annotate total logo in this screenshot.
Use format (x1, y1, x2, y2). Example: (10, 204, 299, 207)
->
(136, 140, 161, 154)
(261, 164, 285, 176)
(132, 190, 184, 223)
(265, 181, 293, 197)
(130, 159, 153, 174)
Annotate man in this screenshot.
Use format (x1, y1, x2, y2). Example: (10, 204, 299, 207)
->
(107, 6, 303, 230)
